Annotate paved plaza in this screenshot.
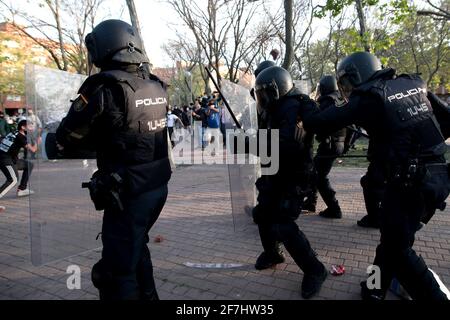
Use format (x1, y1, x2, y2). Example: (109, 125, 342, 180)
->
(0, 157, 449, 300)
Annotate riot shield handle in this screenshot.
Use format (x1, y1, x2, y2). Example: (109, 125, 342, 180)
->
(204, 67, 242, 129)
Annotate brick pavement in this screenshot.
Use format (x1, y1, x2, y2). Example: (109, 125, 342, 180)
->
(0, 158, 449, 300)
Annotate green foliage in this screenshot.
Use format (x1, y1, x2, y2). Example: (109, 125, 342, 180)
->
(384, 6, 449, 89)
(305, 0, 449, 91)
(168, 65, 204, 105)
(0, 32, 54, 99)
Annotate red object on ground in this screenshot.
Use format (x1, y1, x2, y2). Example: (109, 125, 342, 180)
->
(331, 265, 345, 276)
(154, 235, 164, 243)
(0, 206, 5, 212)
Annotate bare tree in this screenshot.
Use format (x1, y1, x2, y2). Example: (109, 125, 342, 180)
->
(417, 0, 450, 20)
(355, 0, 370, 52)
(263, 0, 315, 77)
(167, 0, 271, 91)
(63, 0, 104, 74)
(413, 18, 449, 86)
(222, 0, 276, 82)
(167, 0, 225, 91)
(163, 34, 203, 100)
(0, 0, 104, 74)
(302, 6, 352, 87)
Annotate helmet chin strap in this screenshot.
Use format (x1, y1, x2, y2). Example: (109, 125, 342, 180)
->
(87, 52, 94, 76)
(88, 60, 94, 76)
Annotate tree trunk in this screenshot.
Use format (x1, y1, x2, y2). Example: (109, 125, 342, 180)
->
(355, 0, 370, 52)
(126, 0, 151, 72)
(54, 0, 69, 70)
(281, 0, 294, 71)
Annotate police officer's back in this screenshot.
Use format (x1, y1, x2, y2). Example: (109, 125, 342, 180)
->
(299, 52, 449, 300)
(56, 20, 171, 300)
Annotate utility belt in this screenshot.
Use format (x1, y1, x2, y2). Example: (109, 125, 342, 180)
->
(82, 170, 124, 212)
(391, 159, 450, 223)
(390, 158, 422, 187)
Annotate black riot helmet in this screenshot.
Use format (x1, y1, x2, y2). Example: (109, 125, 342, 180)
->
(254, 66, 293, 113)
(254, 60, 276, 78)
(318, 75, 339, 96)
(336, 52, 382, 97)
(85, 19, 149, 68)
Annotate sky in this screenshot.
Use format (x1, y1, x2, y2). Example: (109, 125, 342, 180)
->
(3, 0, 429, 68)
(127, 0, 430, 68)
(113, 0, 330, 68)
(114, 0, 178, 67)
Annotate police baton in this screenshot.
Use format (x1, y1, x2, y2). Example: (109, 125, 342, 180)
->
(204, 67, 242, 129)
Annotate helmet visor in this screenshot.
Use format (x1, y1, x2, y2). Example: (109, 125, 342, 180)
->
(255, 88, 275, 114)
(254, 82, 279, 114)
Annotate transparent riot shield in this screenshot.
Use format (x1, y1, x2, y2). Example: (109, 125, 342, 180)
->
(25, 64, 102, 265)
(293, 79, 312, 95)
(221, 80, 259, 230)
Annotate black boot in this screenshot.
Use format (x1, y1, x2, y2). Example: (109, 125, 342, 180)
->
(301, 263, 328, 299)
(276, 223, 327, 298)
(255, 250, 285, 270)
(360, 281, 386, 300)
(319, 206, 342, 219)
(357, 215, 380, 228)
(302, 193, 317, 213)
(395, 253, 449, 300)
(140, 288, 160, 300)
(302, 201, 316, 213)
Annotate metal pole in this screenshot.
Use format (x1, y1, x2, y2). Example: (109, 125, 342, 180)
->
(126, 0, 151, 74)
(190, 74, 193, 103)
(204, 66, 242, 129)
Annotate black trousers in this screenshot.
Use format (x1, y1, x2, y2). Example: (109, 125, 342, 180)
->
(168, 127, 175, 147)
(312, 151, 339, 209)
(93, 184, 168, 300)
(373, 181, 448, 300)
(360, 161, 386, 223)
(0, 158, 33, 197)
(257, 220, 323, 275)
(255, 183, 323, 275)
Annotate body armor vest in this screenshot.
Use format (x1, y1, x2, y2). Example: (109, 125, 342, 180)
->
(84, 70, 171, 193)
(355, 74, 446, 162)
(0, 132, 18, 154)
(317, 94, 347, 155)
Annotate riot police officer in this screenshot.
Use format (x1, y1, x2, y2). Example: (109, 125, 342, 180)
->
(56, 20, 172, 300)
(307, 75, 346, 219)
(298, 52, 449, 300)
(252, 66, 327, 299)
